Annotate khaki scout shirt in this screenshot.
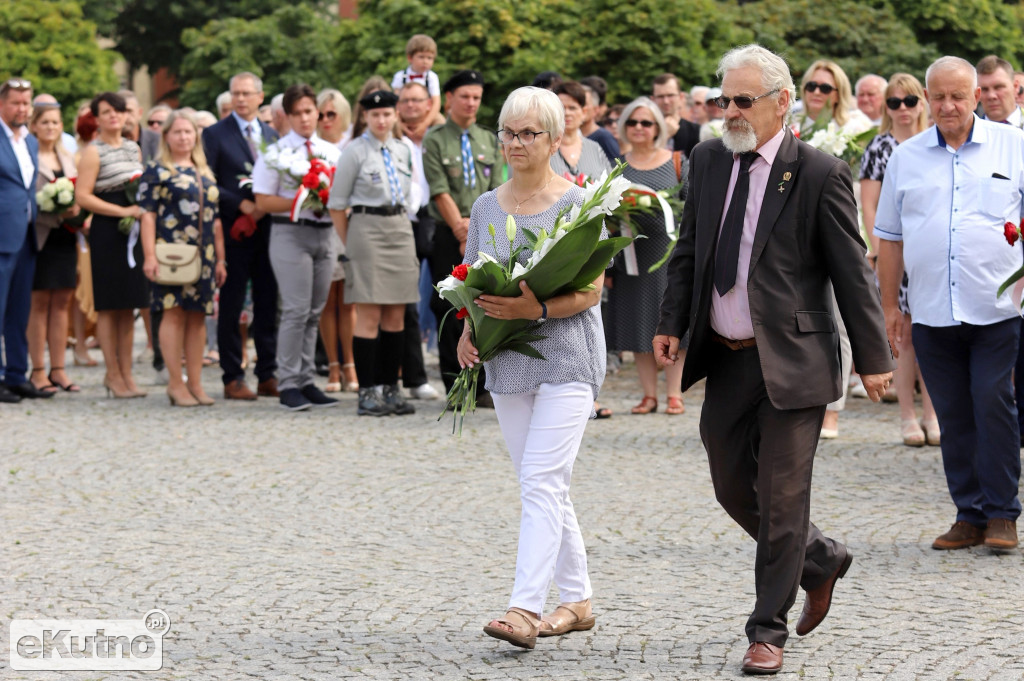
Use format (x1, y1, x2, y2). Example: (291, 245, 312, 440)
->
(423, 118, 501, 226)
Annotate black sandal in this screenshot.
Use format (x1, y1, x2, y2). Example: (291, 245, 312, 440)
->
(30, 367, 58, 394)
(595, 405, 613, 419)
(48, 367, 80, 393)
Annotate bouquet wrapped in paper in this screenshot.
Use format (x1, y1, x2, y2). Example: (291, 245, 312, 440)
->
(436, 164, 636, 434)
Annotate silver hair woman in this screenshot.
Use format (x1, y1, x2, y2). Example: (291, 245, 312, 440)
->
(462, 86, 605, 650)
(616, 96, 669, 148)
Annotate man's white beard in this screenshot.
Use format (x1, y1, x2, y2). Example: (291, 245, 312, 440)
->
(722, 119, 758, 153)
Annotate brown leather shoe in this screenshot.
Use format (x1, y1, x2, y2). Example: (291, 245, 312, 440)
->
(795, 548, 852, 636)
(223, 379, 257, 401)
(257, 378, 279, 397)
(741, 642, 783, 675)
(984, 518, 1018, 550)
(932, 520, 984, 550)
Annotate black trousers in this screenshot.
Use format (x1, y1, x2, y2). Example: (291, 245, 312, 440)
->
(699, 342, 844, 647)
(217, 223, 279, 385)
(428, 221, 486, 392)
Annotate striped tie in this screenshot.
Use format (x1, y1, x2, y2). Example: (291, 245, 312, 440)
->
(381, 144, 404, 207)
(461, 131, 476, 189)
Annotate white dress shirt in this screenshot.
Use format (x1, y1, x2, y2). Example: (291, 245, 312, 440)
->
(231, 111, 263, 148)
(1, 117, 35, 189)
(875, 115, 1024, 326)
(251, 131, 340, 222)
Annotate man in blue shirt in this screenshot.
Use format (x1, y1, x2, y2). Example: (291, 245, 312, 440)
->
(876, 56, 1024, 551)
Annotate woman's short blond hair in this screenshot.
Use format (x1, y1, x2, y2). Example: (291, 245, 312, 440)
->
(318, 88, 352, 132)
(880, 73, 930, 136)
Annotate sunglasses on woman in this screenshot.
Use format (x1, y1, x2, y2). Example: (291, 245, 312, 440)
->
(804, 81, 835, 95)
(624, 119, 656, 128)
(886, 95, 920, 110)
(318, 111, 337, 121)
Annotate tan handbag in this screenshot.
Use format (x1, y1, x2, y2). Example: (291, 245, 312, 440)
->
(154, 171, 204, 286)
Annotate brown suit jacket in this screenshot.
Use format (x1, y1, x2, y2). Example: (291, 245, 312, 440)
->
(657, 130, 893, 409)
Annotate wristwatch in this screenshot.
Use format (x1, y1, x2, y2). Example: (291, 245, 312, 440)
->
(536, 302, 547, 323)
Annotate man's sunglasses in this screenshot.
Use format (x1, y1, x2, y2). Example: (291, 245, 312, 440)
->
(804, 81, 835, 95)
(712, 89, 779, 110)
(624, 119, 656, 128)
(1, 78, 32, 96)
(886, 95, 920, 110)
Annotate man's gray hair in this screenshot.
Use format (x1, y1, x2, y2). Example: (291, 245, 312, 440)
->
(717, 44, 794, 111)
(230, 71, 264, 93)
(617, 97, 669, 148)
(215, 91, 232, 114)
(855, 74, 887, 92)
(270, 93, 285, 114)
(926, 56, 978, 90)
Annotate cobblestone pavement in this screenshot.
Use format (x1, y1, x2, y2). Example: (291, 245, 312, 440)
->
(3, 343, 1023, 680)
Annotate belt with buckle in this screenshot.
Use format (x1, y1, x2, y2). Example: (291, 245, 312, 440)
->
(351, 205, 405, 217)
(271, 216, 333, 228)
(712, 332, 757, 351)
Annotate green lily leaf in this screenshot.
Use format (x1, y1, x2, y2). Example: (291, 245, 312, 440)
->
(566, 235, 634, 290)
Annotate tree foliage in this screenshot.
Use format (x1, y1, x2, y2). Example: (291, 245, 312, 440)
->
(0, 0, 119, 128)
(178, 4, 339, 110)
(885, 0, 1023, 67)
(734, 0, 940, 80)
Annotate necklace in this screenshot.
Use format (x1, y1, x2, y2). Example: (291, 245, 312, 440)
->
(509, 174, 555, 214)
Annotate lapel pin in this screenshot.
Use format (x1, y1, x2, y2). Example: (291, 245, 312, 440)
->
(778, 171, 792, 193)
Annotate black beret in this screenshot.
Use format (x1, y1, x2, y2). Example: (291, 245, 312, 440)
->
(359, 90, 399, 110)
(443, 70, 485, 93)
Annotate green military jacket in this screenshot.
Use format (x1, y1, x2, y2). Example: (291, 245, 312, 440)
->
(423, 118, 502, 225)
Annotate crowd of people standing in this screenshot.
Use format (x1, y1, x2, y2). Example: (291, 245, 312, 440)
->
(3, 31, 1023, 676)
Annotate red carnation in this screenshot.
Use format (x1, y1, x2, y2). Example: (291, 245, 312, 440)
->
(318, 189, 330, 205)
(1005, 221, 1019, 246)
(456, 307, 468, 320)
(451, 264, 469, 281)
(302, 172, 320, 190)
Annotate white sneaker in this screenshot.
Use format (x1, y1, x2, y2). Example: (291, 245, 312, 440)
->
(409, 383, 440, 400)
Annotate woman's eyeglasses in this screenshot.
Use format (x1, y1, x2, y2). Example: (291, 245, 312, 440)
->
(497, 129, 549, 145)
(712, 89, 779, 110)
(147, 119, 164, 129)
(886, 95, 920, 110)
(318, 111, 338, 121)
(624, 119, 656, 128)
(804, 81, 835, 95)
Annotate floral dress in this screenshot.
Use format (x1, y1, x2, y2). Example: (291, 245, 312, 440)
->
(137, 162, 220, 314)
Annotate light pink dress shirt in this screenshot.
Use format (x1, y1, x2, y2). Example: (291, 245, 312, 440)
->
(710, 126, 787, 340)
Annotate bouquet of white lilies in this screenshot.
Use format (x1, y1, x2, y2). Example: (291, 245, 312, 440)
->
(436, 163, 635, 434)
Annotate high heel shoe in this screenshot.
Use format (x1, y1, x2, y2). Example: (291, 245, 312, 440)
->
(48, 367, 81, 393)
(342, 362, 359, 392)
(325, 361, 342, 393)
(73, 350, 98, 367)
(103, 378, 136, 399)
(921, 418, 941, 446)
(188, 386, 215, 406)
(167, 388, 200, 407)
(901, 418, 926, 447)
(483, 607, 541, 649)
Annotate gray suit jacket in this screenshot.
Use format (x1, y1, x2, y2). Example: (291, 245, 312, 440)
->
(657, 130, 893, 410)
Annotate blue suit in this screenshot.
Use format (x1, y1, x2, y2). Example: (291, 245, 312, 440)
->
(0, 124, 38, 385)
(202, 115, 280, 386)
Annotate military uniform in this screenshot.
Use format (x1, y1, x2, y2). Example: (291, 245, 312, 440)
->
(423, 74, 502, 392)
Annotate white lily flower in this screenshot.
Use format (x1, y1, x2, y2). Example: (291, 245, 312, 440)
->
(437, 275, 463, 292)
(473, 252, 499, 268)
(505, 214, 517, 243)
(581, 169, 609, 206)
(511, 261, 528, 279)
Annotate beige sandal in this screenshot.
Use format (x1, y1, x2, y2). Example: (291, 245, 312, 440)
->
(538, 599, 596, 637)
(483, 607, 540, 649)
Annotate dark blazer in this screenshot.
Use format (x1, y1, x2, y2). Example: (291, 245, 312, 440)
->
(0, 126, 38, 254)
(657, 130, 893, 410)
(202, 116, 279, 232)
(670, 119, 701, 158)
(140, 128, 160, 164)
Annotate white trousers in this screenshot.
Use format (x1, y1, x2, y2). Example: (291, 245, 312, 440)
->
(491, 381, 594, 615)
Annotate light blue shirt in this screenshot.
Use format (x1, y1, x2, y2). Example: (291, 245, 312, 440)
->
(876, 115, 1024, 327)
(230, 111, 263, 147)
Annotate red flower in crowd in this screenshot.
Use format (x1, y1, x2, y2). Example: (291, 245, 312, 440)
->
(623, 195, 637, 207)
(1005, 221, 1019, 246)
(318, 189, 330, 205)
(456, 307, 468, 320)
(451, 263, 469, 281)
(302, 171, 321, 190)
